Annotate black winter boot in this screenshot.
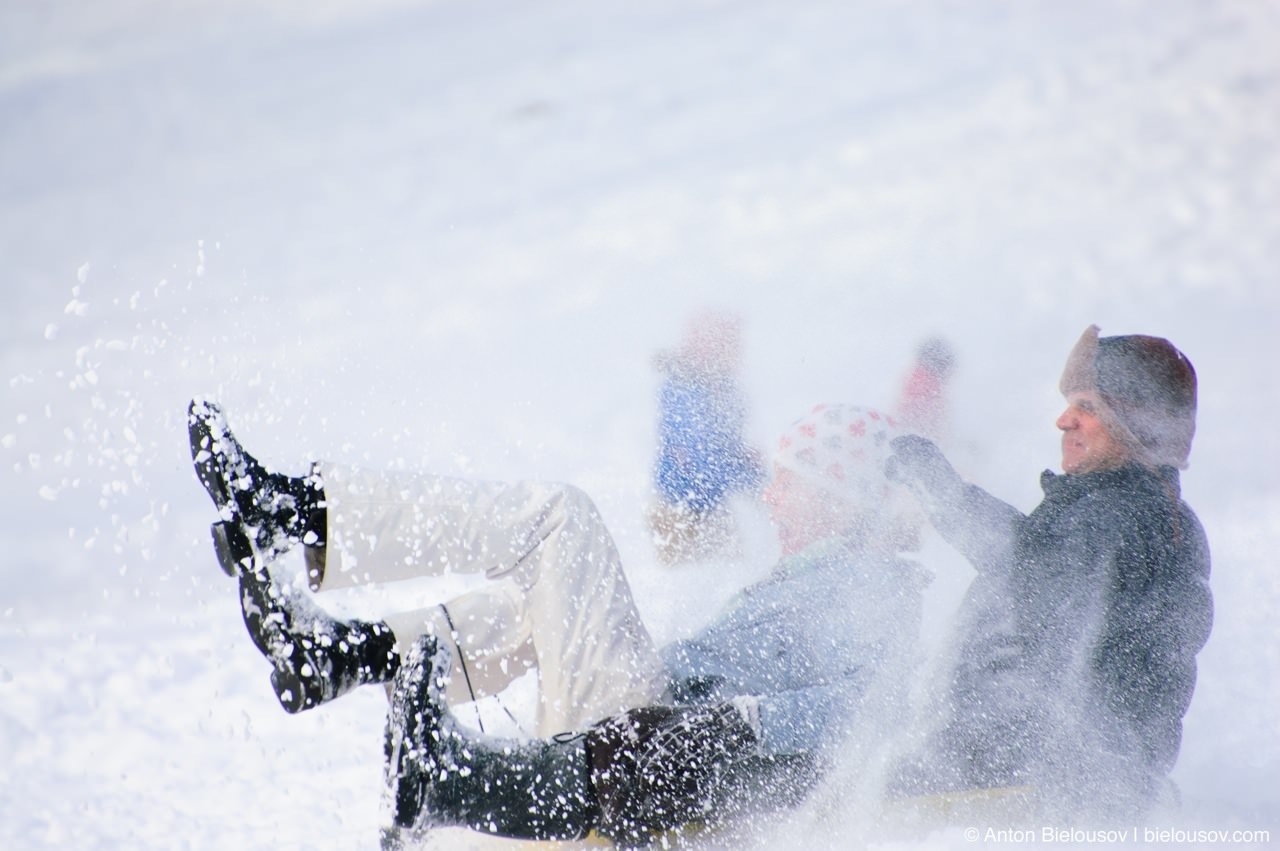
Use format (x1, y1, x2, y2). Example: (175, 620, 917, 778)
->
(188, 398, 326, 567)
(230, 521, 399, 713)
(381, 637, 598, 849)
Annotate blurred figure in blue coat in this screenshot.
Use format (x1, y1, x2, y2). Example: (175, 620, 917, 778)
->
(648, 309, 764, 563)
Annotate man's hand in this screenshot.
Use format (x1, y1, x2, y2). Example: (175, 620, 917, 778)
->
(885, 434, 965, 506)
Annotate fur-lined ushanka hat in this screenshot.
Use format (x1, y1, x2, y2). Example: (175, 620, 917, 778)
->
(1059, 325, 1198, 469)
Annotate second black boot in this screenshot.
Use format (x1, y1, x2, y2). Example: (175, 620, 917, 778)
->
(236, 540, 399, 713)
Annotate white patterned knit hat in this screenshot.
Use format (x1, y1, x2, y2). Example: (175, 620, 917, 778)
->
(772, 403, 902, 508)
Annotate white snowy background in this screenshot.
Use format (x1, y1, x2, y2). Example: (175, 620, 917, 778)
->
(1, 1, 1277, 848)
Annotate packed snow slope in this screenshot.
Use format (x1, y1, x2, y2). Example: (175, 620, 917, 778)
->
(1, 1, 1278, 849)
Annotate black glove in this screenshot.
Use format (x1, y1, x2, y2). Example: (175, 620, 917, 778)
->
(885, 434, 965, 506)
(586, 700, 759, 843)
(636, 699, 759, 805)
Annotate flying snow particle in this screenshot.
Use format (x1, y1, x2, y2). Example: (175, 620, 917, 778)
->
(38, 485, 58, 501)
(44, 324, 58, 340)
(77, 263, 90, 284)
(1, 435, 14, 449)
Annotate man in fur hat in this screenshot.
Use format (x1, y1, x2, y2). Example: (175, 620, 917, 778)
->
(885, 325, 1213, 820)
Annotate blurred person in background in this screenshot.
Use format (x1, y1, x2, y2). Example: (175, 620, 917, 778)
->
(894, 335, 957, 445)
(647, 309, 765, 563)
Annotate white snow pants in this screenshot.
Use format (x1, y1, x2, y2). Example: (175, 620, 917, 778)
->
(313, 463, 666, 735)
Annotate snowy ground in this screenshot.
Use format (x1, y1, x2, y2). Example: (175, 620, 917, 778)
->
(1, 1, 1278, 848)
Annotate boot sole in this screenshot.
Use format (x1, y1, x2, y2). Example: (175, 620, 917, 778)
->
(241, 564, 328, 715)
(220, 521, 328, 714)
(211, 520, 254, 578)
(383, 637, 447, 833)
(188, 399, 241, 521)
